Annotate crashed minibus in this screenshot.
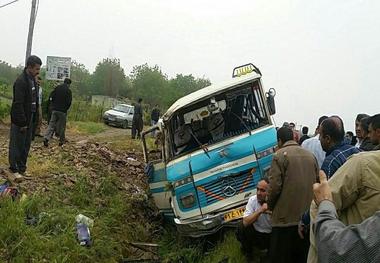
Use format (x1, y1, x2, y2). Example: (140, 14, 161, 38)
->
(142, 64, 277, 237)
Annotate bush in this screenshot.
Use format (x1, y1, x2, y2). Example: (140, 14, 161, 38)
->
(0, 100, 10, 120)
(68, 101, 106, 122)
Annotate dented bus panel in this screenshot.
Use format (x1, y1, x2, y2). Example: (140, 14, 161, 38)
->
(142, 65, 277, 237)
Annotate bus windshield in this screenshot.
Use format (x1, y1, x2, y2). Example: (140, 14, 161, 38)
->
(167, 80, 270, 158)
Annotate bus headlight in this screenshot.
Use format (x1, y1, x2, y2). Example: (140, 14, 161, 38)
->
(180, 193, 195, 208)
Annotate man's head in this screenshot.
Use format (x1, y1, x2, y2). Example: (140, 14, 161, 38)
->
(138, 98, 143, 103)
(26, 55, 42, 77)
(319, 116, 345, 152)
(256, 177, 269, 204)
(355, 113, 370, 140)
(63, 78, 72, 85)
(368, 114, 380, 145)
(289, 122, 295, 130)
(359, 117, 371, 138)
(315, 115, 328, 134)
(302, 126, 309, 135)
(277, 127, 294, 148)
(345, 131, 354, 141)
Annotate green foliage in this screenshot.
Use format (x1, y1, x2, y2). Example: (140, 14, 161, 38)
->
(201, 231, 248, 263)
(130, 64, 211, 109)
(159, 227, 203, 263)
(68, 101, 106, 122)
(0, 97, 11, 120)
(92, 58, 129, 97)
(0, 58, 212, 122)
(0, 147, 155, 262)
(70, 61, 92, 98)
(0, 60, 22, 86)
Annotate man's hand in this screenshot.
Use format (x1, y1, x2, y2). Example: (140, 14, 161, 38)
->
(260, 203, 268, 213)
(313, 171, 333, 206)
(298, 221, 305, 239)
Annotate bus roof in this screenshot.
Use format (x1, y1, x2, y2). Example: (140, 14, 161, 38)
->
(162, 73, 261, 121)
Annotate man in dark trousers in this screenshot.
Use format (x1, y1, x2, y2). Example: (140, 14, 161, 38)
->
(267, 127, 319, 263)
(131, 98, 143, 139)
(9, 55, 42, 181)
(43, 78, 72, 147)
(150, 104, 160, 136)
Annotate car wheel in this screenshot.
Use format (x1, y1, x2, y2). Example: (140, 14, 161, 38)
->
(122, 120, 128, 129)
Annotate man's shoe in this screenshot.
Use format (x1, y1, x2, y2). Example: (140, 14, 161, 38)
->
(43, 139, 49, 147)
(59, 142, 64, 146)
(13, 172, 24, 183)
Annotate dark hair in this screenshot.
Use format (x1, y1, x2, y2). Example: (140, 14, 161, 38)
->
(289, 122, 295, 127)
(369, 114, 380, 130)
(260, 177, 269, 184)
(37, 76, 42, 80)
(318, 116, 328, 127)
(302, 126, 309, 135)
(346, 131, 354, 137)
(360, 117, 371, 133)
(320, 116, 345, 142)
(277, 127, 293, 143)
(64, 78, 72, 85)
(26, 55, 42, 67)
(138, 98, 143, 103)
(356, 113, 369, 122)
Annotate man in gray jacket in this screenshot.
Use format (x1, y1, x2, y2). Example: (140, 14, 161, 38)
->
(313, 170, 380, 263)
(267, 127, 319, 263)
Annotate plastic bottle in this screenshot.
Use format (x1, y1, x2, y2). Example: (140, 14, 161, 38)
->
(76, 223, 91, 246)
(75, 214, 94, 228)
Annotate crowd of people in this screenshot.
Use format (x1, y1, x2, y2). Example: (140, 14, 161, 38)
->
(237, 114, 380, 262)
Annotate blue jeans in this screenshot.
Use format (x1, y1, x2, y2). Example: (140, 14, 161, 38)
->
(8, 116, 34, 173)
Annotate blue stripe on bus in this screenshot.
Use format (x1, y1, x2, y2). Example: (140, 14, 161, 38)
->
(167, 127, 276, 183)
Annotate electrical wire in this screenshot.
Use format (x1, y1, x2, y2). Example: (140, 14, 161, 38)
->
(0, 0, 20, 9)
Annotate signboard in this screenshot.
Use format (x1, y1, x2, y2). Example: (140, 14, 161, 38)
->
(46, 56, 71, 81)
(232, 63, 261, 78)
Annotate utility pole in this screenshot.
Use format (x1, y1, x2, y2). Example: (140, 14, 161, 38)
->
(25, 0, 37, 65)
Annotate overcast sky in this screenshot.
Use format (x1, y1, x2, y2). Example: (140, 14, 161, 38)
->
(1, 0, 379, 131)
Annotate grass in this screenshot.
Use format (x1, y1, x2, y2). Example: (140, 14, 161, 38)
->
(0, 122, 252, 262)
(0, 127, 157, 262)
(68, 121, 107, 135)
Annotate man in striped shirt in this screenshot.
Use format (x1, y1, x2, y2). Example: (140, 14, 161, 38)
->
(319, 116, 360, 179)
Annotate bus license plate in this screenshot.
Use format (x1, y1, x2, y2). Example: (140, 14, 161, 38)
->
(223, 207, 245, 222)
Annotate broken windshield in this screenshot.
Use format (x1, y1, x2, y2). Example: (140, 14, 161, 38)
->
(167, 80, 270, 158)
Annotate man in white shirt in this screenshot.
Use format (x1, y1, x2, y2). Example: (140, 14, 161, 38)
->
(236, 178, 271, 259)
(301, 116, 328, 168)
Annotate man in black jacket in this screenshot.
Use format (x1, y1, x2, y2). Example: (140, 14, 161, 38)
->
(9, 55, 42, 180)
(43, 78, 72, 147)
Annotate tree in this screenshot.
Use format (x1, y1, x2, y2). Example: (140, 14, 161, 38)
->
(91, 58, 127, 97)
(130, 64, 169, 106)
(168, 74, 211, 105)
(70, 61, 91, 98)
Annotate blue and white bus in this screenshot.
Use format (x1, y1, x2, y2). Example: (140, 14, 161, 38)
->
(142, 64, 277, 237)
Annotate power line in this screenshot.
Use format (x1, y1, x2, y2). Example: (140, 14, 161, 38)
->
(0, 0, 19, 9)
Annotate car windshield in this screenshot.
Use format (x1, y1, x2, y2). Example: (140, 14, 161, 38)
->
(167, 80, 270, 158)
(113, 105, 131, 113)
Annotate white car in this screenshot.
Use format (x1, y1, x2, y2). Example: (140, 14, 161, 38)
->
(103, 104, 134, 129)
